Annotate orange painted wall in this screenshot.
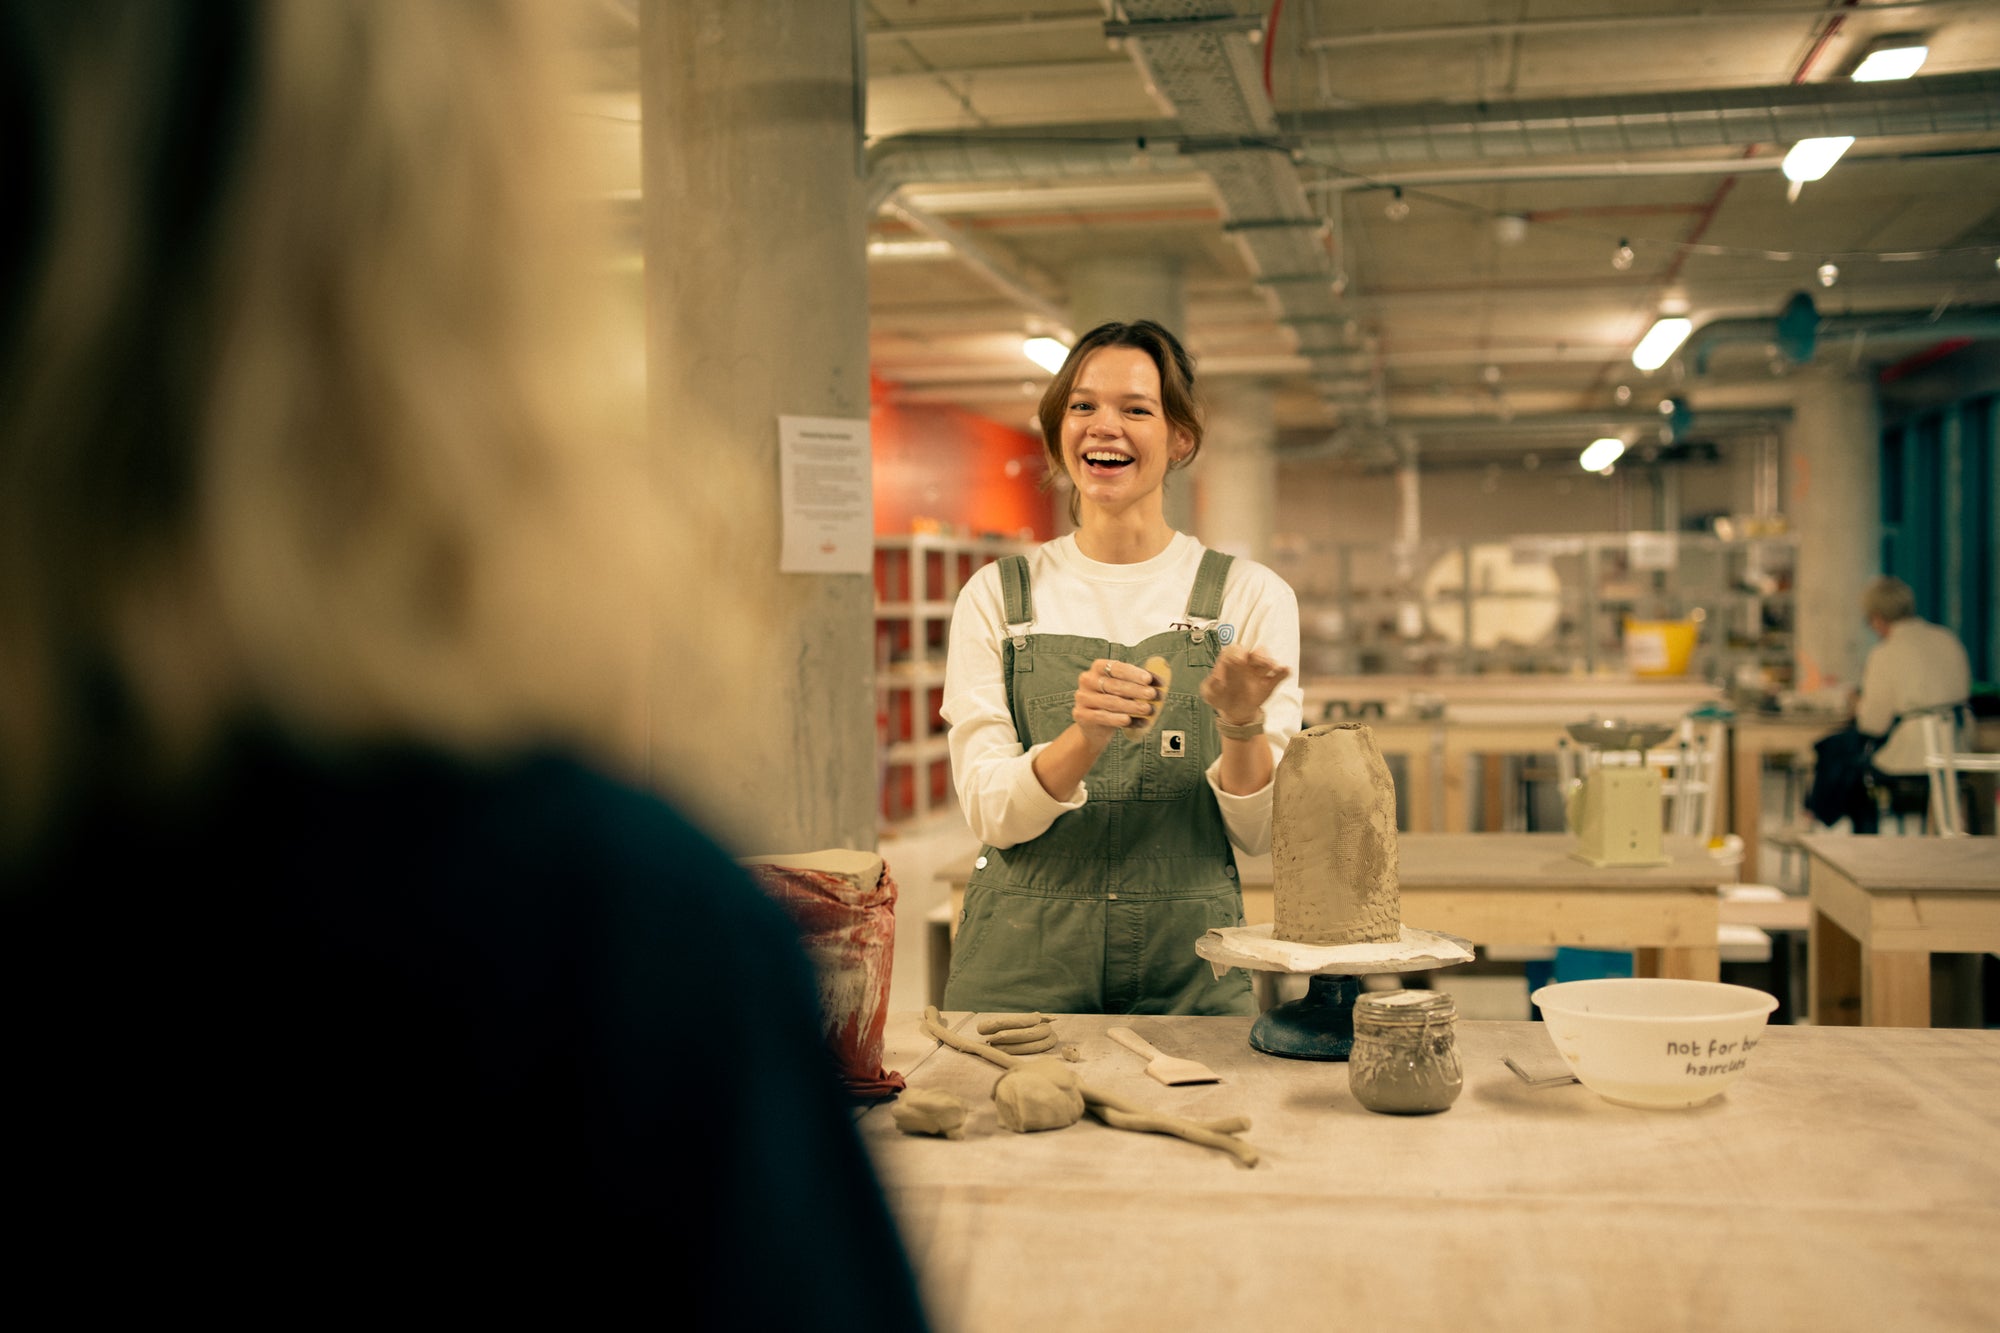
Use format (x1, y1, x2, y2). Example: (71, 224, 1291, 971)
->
(871, 387, 1055, 541)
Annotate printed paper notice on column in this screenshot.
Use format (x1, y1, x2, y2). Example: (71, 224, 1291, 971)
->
(778, 415, 872, 574)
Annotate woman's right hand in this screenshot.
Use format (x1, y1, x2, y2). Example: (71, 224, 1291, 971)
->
(1072, 659, 1159, 744)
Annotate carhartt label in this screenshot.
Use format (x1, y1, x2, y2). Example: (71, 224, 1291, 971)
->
(1160, 730, 1186, 757)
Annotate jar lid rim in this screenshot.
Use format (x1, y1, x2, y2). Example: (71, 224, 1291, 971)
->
(1356, 988, 1456, 1019)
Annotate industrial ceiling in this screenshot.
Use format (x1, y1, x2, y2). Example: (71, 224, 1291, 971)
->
(581, 1, 2000, 470)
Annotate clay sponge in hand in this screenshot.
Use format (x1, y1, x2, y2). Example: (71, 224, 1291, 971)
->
(1129, 656, 1171, 738)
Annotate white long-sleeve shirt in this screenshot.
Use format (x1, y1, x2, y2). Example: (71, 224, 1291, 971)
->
(1855, 617, 1971, 774)
(942, 532, 1303, 853)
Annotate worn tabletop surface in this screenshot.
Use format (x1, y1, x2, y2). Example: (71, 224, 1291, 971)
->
(1185, 834, 1732, 891)
(859, 1011, 2000, 1333)
(1802, 833, 2000, 892)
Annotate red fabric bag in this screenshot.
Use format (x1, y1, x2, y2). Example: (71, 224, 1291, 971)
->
(742, 850, 906, 1101)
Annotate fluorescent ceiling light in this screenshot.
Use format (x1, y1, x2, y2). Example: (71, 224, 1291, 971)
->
(1853, 44, 1927, 81)
(1631, 316, 1693, 371)
(1782, 136, 1854, 183)
(1023, 336, 1070, 374)
(866, 238, 954, 260)
(1580, 437, 1625, 473)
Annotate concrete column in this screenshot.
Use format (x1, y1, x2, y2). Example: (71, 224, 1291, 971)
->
(1196, 378, 1277, 563)
(1067, 255, 1192, 532)
(640, 0, 875, 854)
(1788, 367, 1881, 692)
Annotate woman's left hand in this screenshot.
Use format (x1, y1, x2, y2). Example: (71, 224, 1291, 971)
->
(1199, 645, 1291, 726)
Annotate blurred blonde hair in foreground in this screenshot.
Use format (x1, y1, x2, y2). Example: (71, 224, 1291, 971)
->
(0, 0, 653, 853)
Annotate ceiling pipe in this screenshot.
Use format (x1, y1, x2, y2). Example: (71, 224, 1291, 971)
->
(1303, 2, 1974, 49)
(1276, 71, 2000, 169)
(1269, 409, 1792, 464)
(1681, 303, 2000, 375)
(867, 13, 1103, 44)
(882, 196, 1071, 332)
(864, 135, 1168, 216)
(864, 71, 2000, 197)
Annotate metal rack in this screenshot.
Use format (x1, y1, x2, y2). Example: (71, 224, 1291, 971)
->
(1272, 531, 1796, 686)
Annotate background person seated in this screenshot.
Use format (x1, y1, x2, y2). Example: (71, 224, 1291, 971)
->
(1805, 576, 1971, 833)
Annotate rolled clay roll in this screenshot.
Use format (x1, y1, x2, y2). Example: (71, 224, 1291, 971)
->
(1272, 722, 1400, 945)
(993, 1061, 1086, 1133)
(977, 1013, 1047, 1035)
(985, 1020, 1056, 1052)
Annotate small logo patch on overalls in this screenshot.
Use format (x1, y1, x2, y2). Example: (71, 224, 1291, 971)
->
(1160, 730, 1187, 757)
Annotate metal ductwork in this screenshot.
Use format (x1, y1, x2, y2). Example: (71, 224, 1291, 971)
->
(864, 133, 1170, 217)
(862, 25, 2000, 416)
(1107, 1, 1352, 412)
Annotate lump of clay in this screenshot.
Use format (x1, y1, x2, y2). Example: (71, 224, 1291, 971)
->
(891, 1088, 970, 1139)
(993, 1061, 1085, 1133)
(1272, 723, 1400, 945)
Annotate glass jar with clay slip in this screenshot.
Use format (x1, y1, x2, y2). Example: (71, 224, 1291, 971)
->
(1349, 989, 1462, 1115)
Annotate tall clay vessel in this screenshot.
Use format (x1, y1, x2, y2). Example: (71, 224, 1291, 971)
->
(1271, 723, 1401, 945)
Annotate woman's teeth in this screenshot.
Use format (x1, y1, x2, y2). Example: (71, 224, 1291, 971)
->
(1083, 451, 1133, 467)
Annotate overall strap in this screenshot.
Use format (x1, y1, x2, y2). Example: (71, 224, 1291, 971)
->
(997, 555, 1036, 740)
(998, 555, 1034, 632)
(1184, 549, 1235, 624)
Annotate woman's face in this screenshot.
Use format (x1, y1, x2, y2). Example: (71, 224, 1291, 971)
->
(1059, 345, 1190, 520)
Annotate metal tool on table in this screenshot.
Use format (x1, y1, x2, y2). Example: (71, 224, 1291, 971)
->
(1108, 1026, 1220, 1085)
(1562, 719, 1675, 867)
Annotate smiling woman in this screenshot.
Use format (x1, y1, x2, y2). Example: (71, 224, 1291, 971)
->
(939, 319, 1306, 1017)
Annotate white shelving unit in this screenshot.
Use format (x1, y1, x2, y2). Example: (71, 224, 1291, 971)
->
(874, 533, 1031, 829)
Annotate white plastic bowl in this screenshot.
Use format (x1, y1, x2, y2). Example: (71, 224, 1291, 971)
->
(1531, 978, 1779, 1109)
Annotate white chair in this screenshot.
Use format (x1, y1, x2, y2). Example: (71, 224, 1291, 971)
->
(1919, 708, 2000, 837)
(1659, 718, 1726, 841)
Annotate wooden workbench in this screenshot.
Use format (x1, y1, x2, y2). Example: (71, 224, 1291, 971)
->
(940, 833, 1731, 982)
(1806, 832, 2000, 1027)
(860, 1012, 2000, 1333)
(1730, 712, 1838, 876)
(1257, 833, 1729, 981)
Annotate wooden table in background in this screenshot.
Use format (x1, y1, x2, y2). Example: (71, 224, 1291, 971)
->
(1731, 713, 1839, 876)
(1806, 832, 2000, 1027)
(942, 833, 1731, 981)
(861, 1011, 2000, 1332)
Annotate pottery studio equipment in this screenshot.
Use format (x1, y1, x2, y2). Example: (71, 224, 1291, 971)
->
(1562, 719, 1675, 868)
(1196, 926, 1474, 1060)
(1196, 722, 1474, 1062)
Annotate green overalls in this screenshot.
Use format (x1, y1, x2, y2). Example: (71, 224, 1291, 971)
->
(942, 549, 1255, 1016)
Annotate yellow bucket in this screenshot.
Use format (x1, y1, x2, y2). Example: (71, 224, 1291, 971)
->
(1624, 618, 1698, 677)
